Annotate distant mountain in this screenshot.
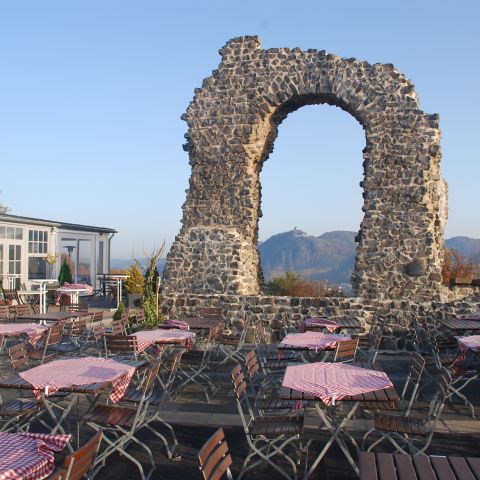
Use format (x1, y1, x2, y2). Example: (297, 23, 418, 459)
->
(110, 257, 166, 273)
(259, 230, 480, 286)
(109, 233, 480, 287)
(259, 229, 356, 284)
(445, 236, 480, 262)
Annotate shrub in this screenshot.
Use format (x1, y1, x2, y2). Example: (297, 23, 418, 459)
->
(442, 248, 479, 283)
(264, 271, 343, 297)
(58, 259, 73, 286)
(124, 262, 144, 295)
(113, 301, 125, 320)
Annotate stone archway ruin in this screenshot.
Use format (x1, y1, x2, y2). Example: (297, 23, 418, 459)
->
(163, 36, 447, 302)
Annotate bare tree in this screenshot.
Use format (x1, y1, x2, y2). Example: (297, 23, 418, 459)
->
(0, 190, 9, 214)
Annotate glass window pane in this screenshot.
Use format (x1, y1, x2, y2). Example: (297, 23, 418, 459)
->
(28, 244, 33, 253)
(44, 231, 48, 242)
(78, 240, 92, 284)
(33, 231, 38, 241)
(39, 231, 43, 242)
(16, 228, 22, 239)
(97, 241, 104, 274)
(29, 230, 33, 241)
(9, 245, 14, 259)
(28, 257, 46, 279)
(7, 227, 14, 239)
(0, 226, 5, 238)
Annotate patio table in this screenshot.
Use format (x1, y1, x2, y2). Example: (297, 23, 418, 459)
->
(15, 312, 81, 325)
(280, 361, 398, 477)
(133, 329, 196, 353)
(0, 432, 70, 480)
(278, 331, 351, 362)
(0, 323, 47, 349)
(303, 317, 361, 333)
(439, 317, 480, 332)
(359, 452, 480, 480)
(171, 317, 223, 332)
(299, 317, 339, 333)
(0, 357, 145, 450)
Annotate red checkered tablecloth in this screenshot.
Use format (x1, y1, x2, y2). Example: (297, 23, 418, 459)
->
(283, 362, 393, 406)
(0, 432, 70, 480)
(298, 317, 339, 333)
(458, 335, 480, 351)
(18, 356, 135, 403)
(280, 332, 351, 352)
(164, 319, 190, 330)
(0, 324, 48, 346)
(134, 329, 195, 352)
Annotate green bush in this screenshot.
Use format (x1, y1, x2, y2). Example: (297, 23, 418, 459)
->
(264, 271, 343, 297)
(58, 259, 73, 286)
(113, 301, 125, 320)
(124, 262, 144, 294)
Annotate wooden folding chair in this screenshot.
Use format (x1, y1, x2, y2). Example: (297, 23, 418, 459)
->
(362, 367, 452, 455)
(103, 334, 138, 360)
(216, 316, 250, 365)
(85, 362, 160, 480)
(198, 428, 233, 480)
(14, 303, 32, 319)
(333, 338, 359, 363)
(0, 305, 10, 322)
(120, 359, 179, 459)
(243, 350, 300, 413)
(48, 431, 102, 480)
(231, 364, 304, 479)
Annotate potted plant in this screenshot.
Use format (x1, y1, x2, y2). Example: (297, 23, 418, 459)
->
(124, 261, 144, 307)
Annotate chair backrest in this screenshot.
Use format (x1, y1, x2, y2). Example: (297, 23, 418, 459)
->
(197, 428, 233, 480)
(2, 289, 19, 304)
(107, 319, 126, 336)
(334, 338, 359, 363)
(243, 350, 260, 381)
(8, 342, 30, 371)
(230, 364, 254, 432)
(67, 317, 88, 336)
(58, 431, 102, 480)
(0, 304, 10, 321)
(198, 307, 223, 320)
(401, 352, 426, 415)
(91, 323, 105, 342)
(65, 303, 89, 314)
(91, 311, 104, 323)
(103, 334, 137, 357)
(47, 323, 64, 346)
(135, 309, 145, 325)
(14, 304, 32, 317)
(427, 367, 451, 424)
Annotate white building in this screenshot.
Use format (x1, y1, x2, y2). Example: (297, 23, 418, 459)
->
(0, 213, 116, 290)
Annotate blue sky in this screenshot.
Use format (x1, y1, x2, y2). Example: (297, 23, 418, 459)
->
(0, 1, 478, 258)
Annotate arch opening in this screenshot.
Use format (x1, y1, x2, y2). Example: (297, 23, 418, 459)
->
(256, 101, 366, 293)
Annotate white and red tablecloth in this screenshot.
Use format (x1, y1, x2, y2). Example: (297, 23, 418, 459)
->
(164, 319, 190, 330)
(282, 362, 393, 406)
(0, 432, 70, 480)
(18, 356, 135, 403)
(133, 329, 195, 352)
(0, 324, 47, 346)
(298, 317, 339, 333)
(457, 335, 480, 352)
(280, 332, 351, 352)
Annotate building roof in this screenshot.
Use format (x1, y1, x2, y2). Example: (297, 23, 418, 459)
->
(0, 213, 117, 234)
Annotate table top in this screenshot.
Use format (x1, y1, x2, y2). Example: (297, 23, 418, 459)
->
(133, 329, 195, 352)
(16, 312, 81, 322)
(279, 332, 351, 352)
(0, 432, 70, 480)
(458, 335, 480, 351)
(175, 317, 224, 330)
(281, 361, 394, 405)
(305, 317, 361, 331)
(280, 361, 399, 407)
(0, 357, 144, 403)
(359, 452, 480, 480)
(440, 318, 480, 331)
(0, 323, 47, 345)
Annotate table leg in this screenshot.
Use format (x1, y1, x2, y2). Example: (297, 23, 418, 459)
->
(305, 401, 360, 478)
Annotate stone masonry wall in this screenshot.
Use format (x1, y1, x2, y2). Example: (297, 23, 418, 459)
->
(160, 293, 480, 353)
(163, 36, 447, 302)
